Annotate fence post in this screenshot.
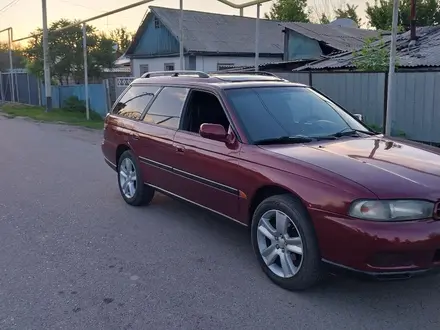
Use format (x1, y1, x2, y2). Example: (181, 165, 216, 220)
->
(0, 72, 4, 102)
(104, 79, 111, 114)
(37, 78, 42, 106)
(308, 71, 313, 87)
(27, 72, 31, 104)
(382, 72, 388, 133)
(15, 72, 20, 103)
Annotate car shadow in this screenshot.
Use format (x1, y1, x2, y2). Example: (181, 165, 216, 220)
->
(148, 193, 440, 294)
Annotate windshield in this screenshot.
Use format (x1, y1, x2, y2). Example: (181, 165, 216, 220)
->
(225, 86, 373, 143)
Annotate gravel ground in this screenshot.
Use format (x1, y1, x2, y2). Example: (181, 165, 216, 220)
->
(0, 115, 439, 330)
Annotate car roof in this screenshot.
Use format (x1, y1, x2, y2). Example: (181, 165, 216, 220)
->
(129, 71, 307, 90)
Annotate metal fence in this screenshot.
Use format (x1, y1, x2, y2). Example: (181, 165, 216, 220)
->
(277, 71, 440, 144)
(0, 71, 113, 117)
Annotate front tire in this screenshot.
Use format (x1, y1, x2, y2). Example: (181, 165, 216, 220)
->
(117, 150, 155, 206)
(251, 194, 324, 291)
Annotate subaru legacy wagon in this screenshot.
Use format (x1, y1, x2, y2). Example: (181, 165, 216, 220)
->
(102, 70, 440, 291)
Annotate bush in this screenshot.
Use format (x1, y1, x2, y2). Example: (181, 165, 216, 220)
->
(63, 96, 86, 113)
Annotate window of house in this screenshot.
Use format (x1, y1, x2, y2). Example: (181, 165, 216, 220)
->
(139, 64, 149, 75)
(181, 90, 230, 134)
(112, 85, 160, 120)
(143, 87, 189, 129)
(164, 63, 175, 71)
(217, 63, 235, 71)
(154, 17, 161, 29)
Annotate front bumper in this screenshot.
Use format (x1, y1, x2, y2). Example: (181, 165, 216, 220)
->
(310, 208, 440, 276)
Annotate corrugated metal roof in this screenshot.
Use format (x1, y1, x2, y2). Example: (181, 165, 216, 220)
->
(296, 26, 440, 70)
(124, 6, 285, 55)
(279, 22, 380, 52)
(149, 6, 284, 54)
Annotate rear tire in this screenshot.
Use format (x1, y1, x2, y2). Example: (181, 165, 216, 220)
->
(251, 194, 324, 291)
(117, 150, 155, 206)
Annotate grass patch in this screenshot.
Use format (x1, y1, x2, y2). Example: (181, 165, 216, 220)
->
(0, 103, 104, 129)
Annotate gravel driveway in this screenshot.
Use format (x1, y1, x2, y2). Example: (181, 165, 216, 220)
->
(0, 115, 439, 330)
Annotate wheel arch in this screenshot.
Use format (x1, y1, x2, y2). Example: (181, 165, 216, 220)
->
(248, 185, 308, 223)
(116, 144, 131, 168)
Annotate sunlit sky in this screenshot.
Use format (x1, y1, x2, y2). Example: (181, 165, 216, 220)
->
(0, 0, 366, 44)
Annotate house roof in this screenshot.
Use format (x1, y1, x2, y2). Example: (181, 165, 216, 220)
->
(279, 22, 381, 52)
(126, 6, 285, 55)
(295, 26, 440, 71)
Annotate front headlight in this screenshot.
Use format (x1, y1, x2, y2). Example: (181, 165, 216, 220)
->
(349, 199, 435, 221)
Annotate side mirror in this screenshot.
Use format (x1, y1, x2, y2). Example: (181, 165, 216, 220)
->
(199, 123, 227, 142)
(353, 113, 363, 122)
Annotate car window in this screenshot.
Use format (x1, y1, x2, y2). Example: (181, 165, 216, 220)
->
(113, 85, 160, 120)
(225, 86, 370, 142)
(143, 87, 189, 129)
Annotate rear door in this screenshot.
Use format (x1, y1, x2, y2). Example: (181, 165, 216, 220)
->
(130, 86, 190, 193)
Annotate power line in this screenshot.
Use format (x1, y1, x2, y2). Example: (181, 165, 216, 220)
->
(0, 0, 21, 14)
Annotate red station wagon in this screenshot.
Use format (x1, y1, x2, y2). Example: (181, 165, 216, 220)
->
(102, 70, 440, 291)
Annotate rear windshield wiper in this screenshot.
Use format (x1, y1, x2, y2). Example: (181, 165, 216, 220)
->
(254, 135, 314, 145)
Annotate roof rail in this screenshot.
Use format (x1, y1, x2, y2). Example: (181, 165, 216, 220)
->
(211, 71, 281, 78)
(141, 70, 210, 78)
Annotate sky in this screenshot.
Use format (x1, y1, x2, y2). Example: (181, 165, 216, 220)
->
(0, 0, 367, 44)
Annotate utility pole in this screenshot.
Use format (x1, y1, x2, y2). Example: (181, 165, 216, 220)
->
(385, 0, 400, 136)
(254, 2, 260, 72)
(82, 23, 90, 120)
(179, 0, 184, 70)
(42, 0, 52, 112)
(7, 28, 15, 102)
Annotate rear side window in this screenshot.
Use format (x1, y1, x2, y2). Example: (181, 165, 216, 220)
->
(113, 85, 160, 120)
(143, 87, 189, 129)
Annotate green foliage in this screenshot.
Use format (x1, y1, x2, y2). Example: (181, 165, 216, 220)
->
(366, 0, 440, 30)
(265, 0, 309, 22)
(334, 4, 361, 26)
(109, 27, 134, 53)
(22, 19, 116, 84)
(319, 13, 331, 24)
(353, 37, 398, 71)
(63, 96, 86, 113)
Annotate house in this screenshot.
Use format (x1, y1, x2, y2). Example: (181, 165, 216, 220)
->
(294, 26, 440, 71)
(209, 18, 381, 73)
(280, 20, 381, 62)
(125, 6, 285, 77)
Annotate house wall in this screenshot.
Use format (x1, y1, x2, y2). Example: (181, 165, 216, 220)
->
(285, 30, 323, 61)
(131, 55, 282, 77)
(133, 14, 179, 56)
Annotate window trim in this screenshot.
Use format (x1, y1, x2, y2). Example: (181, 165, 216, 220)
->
(139, 64, 149, 75)
(110, 84, 161, 121)
(177, 87, 243, 143)
(164, 63, 175, 71)
(139, 86, 189, 130)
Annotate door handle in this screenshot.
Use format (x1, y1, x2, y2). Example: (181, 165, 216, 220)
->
(131, 133, 140, 140)
(176, 145, 185, 153)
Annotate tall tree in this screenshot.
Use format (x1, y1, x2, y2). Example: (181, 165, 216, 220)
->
(366, 0, 440, 30)
(335, 4, 361, 26)
(23, 19, 115, 84)
(109, 27, 134, 54)
(265, 0, 310, 22)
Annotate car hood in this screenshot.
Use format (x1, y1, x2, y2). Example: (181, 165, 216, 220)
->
(261, 136, 440, 200)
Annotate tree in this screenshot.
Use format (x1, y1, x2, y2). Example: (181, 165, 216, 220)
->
(23, 19, 115, 84)
(335, 4, 361, 26)
(366, 0, 440, 31)
(352, 37, 397, 71)
(265, 0, 310, 22)
(320, 13, 331, 24)
(109, 27, 134, 54)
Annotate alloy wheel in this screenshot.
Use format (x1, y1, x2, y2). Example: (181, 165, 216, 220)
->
(119, 157, 137, 199)
(256, 209, 304, 278)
